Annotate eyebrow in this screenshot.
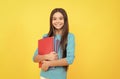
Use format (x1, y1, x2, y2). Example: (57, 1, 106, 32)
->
(52, 16, 64, 18)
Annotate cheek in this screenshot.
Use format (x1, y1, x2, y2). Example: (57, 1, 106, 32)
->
(52, 21, 56, 27)
(62, 20, 64, 24)
(52, 21, 55, 25)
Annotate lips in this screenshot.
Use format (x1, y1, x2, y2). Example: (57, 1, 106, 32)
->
(54, 23, 63, 26)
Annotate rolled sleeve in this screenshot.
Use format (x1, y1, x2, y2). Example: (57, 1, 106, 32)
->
(32, 48, 38, 61)
(66, 33, 75, 65)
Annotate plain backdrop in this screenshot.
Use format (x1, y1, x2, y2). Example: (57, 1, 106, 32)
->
(0, 0, 120, 79)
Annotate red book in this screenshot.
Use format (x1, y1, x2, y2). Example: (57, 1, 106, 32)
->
(38, 37, 54, 68)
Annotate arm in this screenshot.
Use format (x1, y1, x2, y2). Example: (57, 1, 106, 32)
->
(42, 58, 69, 67)
(33, 54, 48, 63)
(41, 58, 68, 71)
(42, 33, 75, 71)
(49, 58, 69, 66)
(33, 48, 47, 63)
(51, 33, 75, 66)
(33, 49, 58, 63)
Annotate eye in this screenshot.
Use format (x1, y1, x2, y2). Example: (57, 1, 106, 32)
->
(59, 17, 64, 20)
(52, 17, 56, 20)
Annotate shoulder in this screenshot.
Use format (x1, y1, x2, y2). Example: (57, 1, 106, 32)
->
(68, 33, 75, 39)
(42, 33, 48, 38)
(67, 33, 75, 47)
(67, 33, 75, 42)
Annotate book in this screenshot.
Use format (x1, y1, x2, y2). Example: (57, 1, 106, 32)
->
(38, 37, 54, 68)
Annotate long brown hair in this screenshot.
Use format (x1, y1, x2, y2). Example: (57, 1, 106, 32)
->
(47, 8, 69, 71)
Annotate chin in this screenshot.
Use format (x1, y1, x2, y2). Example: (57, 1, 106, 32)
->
(54, 26, 61, 29)
(54, 25, 64, 30)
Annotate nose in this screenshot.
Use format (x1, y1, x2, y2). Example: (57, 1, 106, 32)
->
(55, 19, 60, 23)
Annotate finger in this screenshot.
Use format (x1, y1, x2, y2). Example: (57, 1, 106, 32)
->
(42, 66, 46, 71)
(55, 56, 58, 60)
(43, 67, 47, 72)
(53, 53, 57, 55)
(50, 51, 55, 54)
(55, 54, 58, 57)
(52, 51, 57, 53)
(41, 61, 44, 63)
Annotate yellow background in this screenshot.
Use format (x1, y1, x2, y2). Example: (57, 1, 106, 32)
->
(0, 0, 120, 79)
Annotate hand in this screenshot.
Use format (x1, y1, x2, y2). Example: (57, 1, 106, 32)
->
(46, 51, 58, 61)
(41, 61, 50, 71)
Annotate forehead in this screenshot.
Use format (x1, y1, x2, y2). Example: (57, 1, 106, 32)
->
(53, 12, 63, 17)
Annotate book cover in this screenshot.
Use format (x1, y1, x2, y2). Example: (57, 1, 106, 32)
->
(38, 37, 54, 68)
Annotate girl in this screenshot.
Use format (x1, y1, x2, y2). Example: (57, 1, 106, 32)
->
(33, 8, 75, 79)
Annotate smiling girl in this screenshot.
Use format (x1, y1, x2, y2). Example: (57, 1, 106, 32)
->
(33, 8, 75, 79)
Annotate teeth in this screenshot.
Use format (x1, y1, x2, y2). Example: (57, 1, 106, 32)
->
(58, 24, 60, 25)
(56, 24, 61, 25)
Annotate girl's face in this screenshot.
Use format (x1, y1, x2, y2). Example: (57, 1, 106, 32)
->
(52, 12, 64, 30)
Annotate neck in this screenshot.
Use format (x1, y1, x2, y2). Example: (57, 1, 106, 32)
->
(55, 29, 62, 35)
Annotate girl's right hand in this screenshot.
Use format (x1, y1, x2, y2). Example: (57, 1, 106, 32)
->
(46, 51, 58, 61)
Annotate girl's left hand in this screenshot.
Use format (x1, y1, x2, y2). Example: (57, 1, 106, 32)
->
(41, 61, 50, 71)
